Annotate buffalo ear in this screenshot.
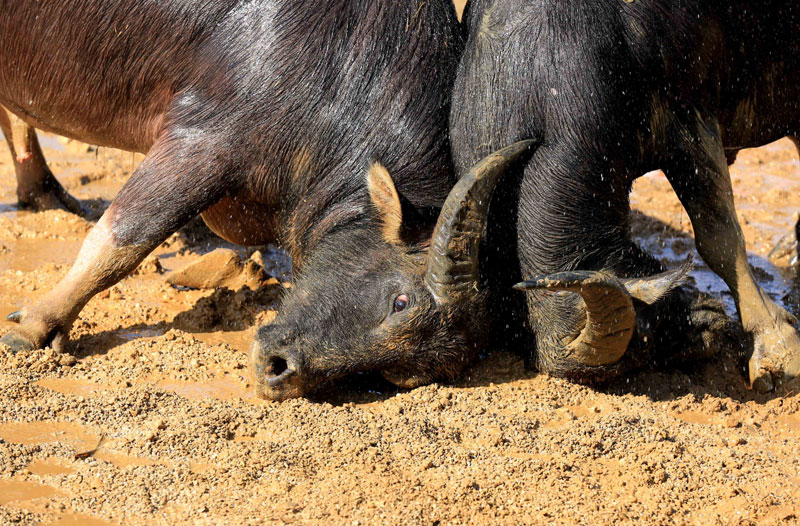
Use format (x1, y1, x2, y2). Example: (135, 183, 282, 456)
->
(367, 163, 404, 245)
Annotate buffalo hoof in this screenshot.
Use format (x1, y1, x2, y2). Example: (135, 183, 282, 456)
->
(0, 331, 36, 353)
(21, 190, 87, 217)
(19, 171, 87, 217)
(748, 318, 800, 393)
(679, 295, 734, 362)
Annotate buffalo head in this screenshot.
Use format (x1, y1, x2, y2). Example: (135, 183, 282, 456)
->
(251, 141, 536, 400)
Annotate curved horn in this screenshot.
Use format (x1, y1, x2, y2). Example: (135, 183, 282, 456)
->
(425, 140, 537, 303)
(514, 271, 635, 366)
(513, 261, 692, 366)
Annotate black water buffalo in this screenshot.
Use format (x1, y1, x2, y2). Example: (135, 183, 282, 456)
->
(1, 0, 538, 400)
(445, 0, 800, 391)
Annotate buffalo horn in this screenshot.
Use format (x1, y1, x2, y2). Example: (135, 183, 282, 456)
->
(513, 260, 691, 366)
(424, 140, 537, 304)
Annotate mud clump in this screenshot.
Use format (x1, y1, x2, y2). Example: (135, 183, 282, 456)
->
(167, 248, 282, 332)
(167, 248, 270, 290)
(131, 255, 163, 276)
(173, 284, 283, 332)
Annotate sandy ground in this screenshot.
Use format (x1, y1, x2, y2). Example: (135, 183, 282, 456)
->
(1, 3, 800, 523)
(0, 140, 799, 526)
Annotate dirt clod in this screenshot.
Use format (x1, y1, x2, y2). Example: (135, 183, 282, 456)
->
(58, 354, 77, 367)
(166, 248, 269, 290)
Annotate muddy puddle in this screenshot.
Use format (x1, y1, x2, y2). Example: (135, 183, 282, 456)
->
(26, 458, 76, 477)
(0, 479, 64, 505)
(0, 237, 82, 273)
(36, 378, 110, 397)
(155, 375, 256, 403)
(631, 148, 800, 316)
(2, 42, 800, 526)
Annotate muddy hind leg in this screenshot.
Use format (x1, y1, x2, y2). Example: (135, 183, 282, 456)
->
(0, 134, 231, 352)
(0, 107, 84, 214)
(665, 115, 800, 391)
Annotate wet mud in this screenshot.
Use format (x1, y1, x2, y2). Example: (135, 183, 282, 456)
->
(1, 8, 799, 523)
(1, 140, 798, 526)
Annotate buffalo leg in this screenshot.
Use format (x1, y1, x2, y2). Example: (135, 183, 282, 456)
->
(0, 107, 84, 215)
(0, 136, 230, 352)
(665, 115, 800, 391)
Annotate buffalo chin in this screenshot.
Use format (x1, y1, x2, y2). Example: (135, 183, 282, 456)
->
(254, 380, 305, 401)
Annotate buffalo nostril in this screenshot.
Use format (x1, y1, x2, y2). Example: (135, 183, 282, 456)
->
(267, 356, 289, 377)
(263, 354, 299, 387)
(251, 338, 304, 398)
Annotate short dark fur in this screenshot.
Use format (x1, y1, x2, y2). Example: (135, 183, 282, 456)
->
(451, 0, 800, 382)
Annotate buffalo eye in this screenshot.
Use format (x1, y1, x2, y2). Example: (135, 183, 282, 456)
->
(393, 294, 409, 313)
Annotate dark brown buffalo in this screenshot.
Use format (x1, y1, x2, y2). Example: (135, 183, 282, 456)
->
(0, 0, 529, 400)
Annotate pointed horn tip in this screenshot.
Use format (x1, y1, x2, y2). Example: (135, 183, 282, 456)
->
(504, 138, 537, 154)
(425, 138, 540, 302)
(673, 254, 695, 288)
(6, 311, 22, 323)
(491, 139, 538, 164)
(470, 138, 538, 172)
(513, 281, 537, 291)
(679, 252, 695, 274)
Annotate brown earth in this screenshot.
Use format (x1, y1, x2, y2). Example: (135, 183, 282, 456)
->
(1, 137, 799, 526)
(1, 5, 800, 524)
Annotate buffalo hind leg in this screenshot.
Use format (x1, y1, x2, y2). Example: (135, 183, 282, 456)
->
(0, 107, 84, 215)
(0, 134, 230, 352)
(665, 114, 800, 392)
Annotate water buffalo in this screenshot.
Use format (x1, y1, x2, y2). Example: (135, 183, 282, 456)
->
(445, 0, 800, 392)
(1, 0, 535, 399)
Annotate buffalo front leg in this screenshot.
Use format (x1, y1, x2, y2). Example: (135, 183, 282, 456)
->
(0, 107, 84, 215)
(0, 135, 230, 352)
(665, 115, 800, 392)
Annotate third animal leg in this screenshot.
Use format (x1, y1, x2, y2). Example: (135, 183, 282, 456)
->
(0, 133, 230, 353)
